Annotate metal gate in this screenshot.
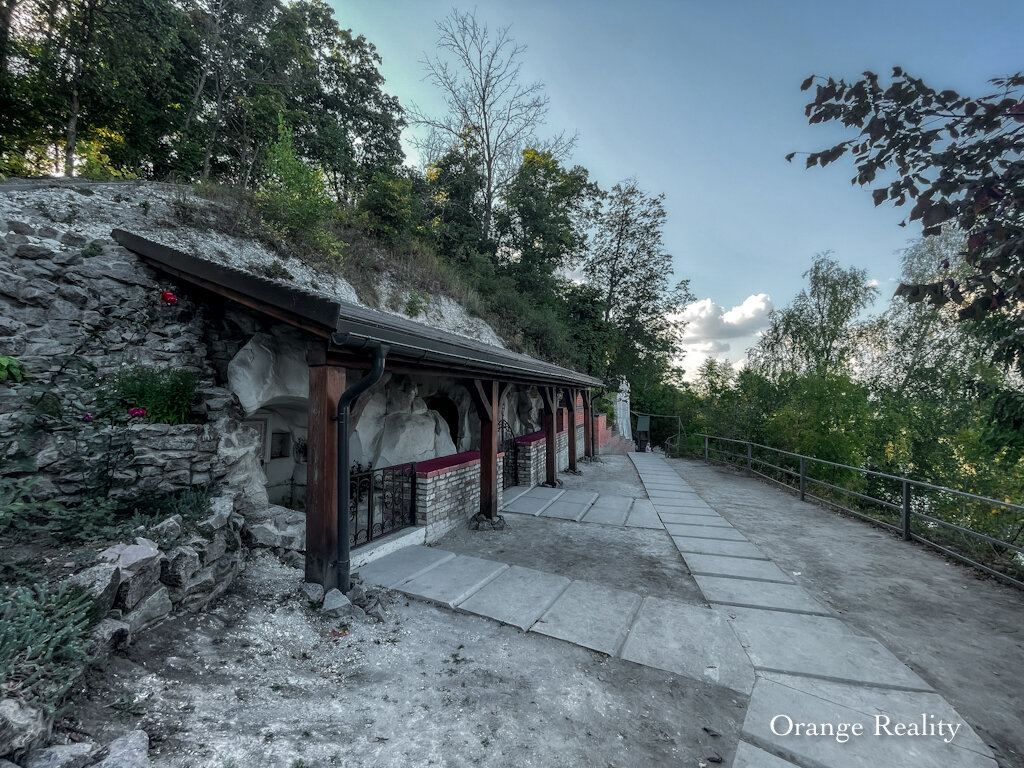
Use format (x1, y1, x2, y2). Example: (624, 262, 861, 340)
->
(498, 420, 519, 489)
(349, 462, 416, 547)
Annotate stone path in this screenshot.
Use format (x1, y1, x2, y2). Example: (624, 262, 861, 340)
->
(501, 484, 663, 528)
(627, 452, 997, 768)
(357, 456, 998, 767)
(356, 544, 756, 695)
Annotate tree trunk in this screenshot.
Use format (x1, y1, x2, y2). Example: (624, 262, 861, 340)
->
(200, 88, 225, 181)
(0, 0, 17, 81)
(64, 87, 80, 176)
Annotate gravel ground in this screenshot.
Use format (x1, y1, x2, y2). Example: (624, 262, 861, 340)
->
(63, 552, 744, 768)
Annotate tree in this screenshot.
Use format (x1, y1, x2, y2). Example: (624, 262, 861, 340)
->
(409, 9, 572, 242)
(793, 69, 1024, 371)
(584, 178, 690, 384)
(497, 148, 597, 294)
(748, 253, 877, 380)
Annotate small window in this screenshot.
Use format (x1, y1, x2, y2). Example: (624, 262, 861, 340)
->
(270, 431, 291, 459)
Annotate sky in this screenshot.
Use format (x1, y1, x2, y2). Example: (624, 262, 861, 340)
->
(334, 0, 1023, 376)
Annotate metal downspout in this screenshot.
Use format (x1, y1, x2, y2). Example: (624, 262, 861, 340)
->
(334, 339, 389, 594)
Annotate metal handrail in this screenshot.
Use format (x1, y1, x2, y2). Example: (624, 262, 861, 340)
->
(692, 433, 1024, 590)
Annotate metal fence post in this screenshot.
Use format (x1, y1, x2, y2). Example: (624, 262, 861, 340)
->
(746, 442, 752, 477)
(902, 480, 912, 541)
(799, 456, 806, 501)
(703, 436, 709, 463)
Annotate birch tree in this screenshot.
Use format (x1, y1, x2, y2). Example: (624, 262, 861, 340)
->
(409, 9, 571, 243)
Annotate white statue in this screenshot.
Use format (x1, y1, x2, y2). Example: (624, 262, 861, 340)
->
(613, 377, 632, 441)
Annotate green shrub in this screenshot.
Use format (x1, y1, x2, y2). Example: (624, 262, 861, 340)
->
(260, 261, 293, 280)
(81, 241, 102, 258)
(257, 121, 335, 243)
(405, 289, 429, 318)
(0, 583, 97, 715)
(0, 356, 26, 382)
(112, 366, 198, 425)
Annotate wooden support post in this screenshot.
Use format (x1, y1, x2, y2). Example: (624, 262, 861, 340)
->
(582, 389, 594, 458)
(305, 351, 346, 587)
(562, 388, 578, 472)
(540, 387, 557, 485)
(467, 379, 503, 519)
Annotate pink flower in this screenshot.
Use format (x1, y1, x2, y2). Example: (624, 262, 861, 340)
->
(82, 412, 92, 422)
(161, 291, 178, 306)
(128, 407, 147, 418)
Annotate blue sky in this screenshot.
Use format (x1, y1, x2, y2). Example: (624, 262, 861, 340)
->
(334, 0, 1023, 375)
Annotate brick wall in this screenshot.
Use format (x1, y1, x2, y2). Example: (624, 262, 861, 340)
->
(516, 432, 546, 486)
(414, 452, 503, 542)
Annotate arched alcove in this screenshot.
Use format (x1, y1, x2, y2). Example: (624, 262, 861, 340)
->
(426, 394, 460, 446)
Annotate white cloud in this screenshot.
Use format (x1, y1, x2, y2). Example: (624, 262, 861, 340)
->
(672, 294, 773, 381)
(867, 278, 881, 288)
(677, 293, 773, 341)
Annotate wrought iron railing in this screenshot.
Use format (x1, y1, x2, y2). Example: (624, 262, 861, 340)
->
(498, 419, 519, 489)
(349, 462, 416, 547)
(688, 434, 1024, 590)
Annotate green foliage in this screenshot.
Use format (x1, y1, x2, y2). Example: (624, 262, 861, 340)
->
(797, 70, 1024, 372)
(112, 366, 198, 425)
(405, 289, 429, 318)
(257, 121, 335, 241)
(357, 172, 420, 245)
(0, 583, 98, 715)
(749, 253, 877, 381)
(260, 261, 294, 281)
(81, 241, 102, 258)
(585, 179, 691, 385)
(0, 356, 26, 382)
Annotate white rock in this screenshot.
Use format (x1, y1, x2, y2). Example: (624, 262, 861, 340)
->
(24, 742, 96, 768)
(94, 731, 148, 768)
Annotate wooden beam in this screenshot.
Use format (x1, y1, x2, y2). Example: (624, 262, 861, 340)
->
(305, 359, 346, 587)
(539, 386, 557, 485)
(478, 380, 499, 519)
(582, 389, 594, 458)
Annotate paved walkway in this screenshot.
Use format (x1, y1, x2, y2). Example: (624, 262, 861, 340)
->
(357, 453, 999, 768)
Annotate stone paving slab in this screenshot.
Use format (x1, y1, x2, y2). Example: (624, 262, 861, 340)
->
(731, 623, 932, 691)
(624, 500, 663, 529)
(501, 485, 533, 506)
(693, 575, 831, 614)
(579, 497, 633, 526)
(531, 580, 642, 655)
(663, 523, 747, 541)
(643, 483, 692, 492)
(684, 553, 794, 583)
(619, 597, 755, 695)
(717, 605, 852, 635)
(647, 490, 702, 502)
(659, 511, 732, 526)
(744, 675, 997, 767)
(654, 498, 715, 510)
(733, 742, 800, 768)
(400, 555, 509, 608)
(355, 546, 455, 588)
(503, 493, 559, 515)
(540, 499, 593, 521)
(528, 485, 565, 498)
(672, 537, 769, 559)
(456, 565, 571, 630)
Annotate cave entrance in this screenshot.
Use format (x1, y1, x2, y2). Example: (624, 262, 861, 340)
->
(426, 395, 459, 446)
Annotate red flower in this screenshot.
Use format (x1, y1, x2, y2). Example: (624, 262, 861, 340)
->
(161, 291, 178, 306)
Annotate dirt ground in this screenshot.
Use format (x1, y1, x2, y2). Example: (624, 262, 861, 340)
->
(671, 457, 1024, 768)
(62, 552, 745, 768)
(440, 515, 705, 605)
